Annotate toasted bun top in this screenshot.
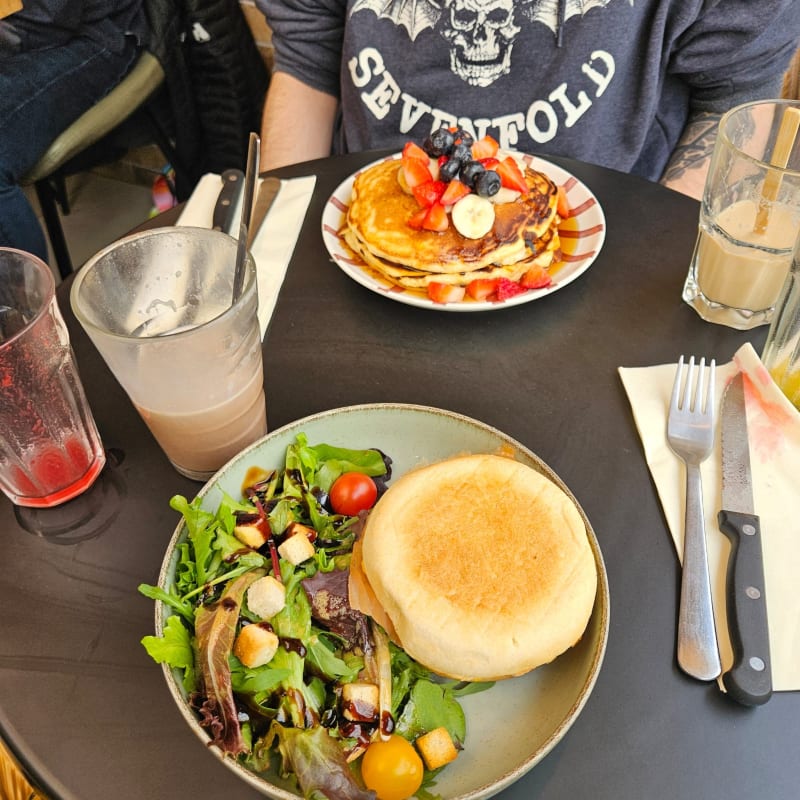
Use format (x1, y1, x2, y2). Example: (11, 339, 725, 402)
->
(353, 454, 597, 681)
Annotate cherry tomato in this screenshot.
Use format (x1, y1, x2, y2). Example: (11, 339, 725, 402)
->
(329, 472, 378, 516)
(360, 735, 423, 800)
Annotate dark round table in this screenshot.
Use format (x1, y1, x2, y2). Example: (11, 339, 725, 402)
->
(1, 152, 795, 800)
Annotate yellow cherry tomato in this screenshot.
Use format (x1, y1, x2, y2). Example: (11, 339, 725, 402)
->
(360, 734, 424, 800)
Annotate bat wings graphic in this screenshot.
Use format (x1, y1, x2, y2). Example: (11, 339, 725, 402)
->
(350, 0, 614, 41)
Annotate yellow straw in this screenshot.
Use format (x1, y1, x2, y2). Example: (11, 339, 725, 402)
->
(754, 106, 800, 234)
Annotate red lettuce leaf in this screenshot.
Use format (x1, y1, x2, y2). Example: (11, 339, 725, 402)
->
(194, 569, 264, 755)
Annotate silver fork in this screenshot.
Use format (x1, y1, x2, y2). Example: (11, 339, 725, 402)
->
(666, 355, 721, 681)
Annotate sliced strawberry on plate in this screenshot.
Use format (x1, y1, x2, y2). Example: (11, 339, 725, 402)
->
(403, 141, 429, 162)
(466, 278, 500, 300)
(519, 265, 552, 289)
(440, 178, 472, 207)
(402, 157, 433, 190)
(471, 135, 499, 160)
(556, 185, 571, 218)
(407, 207, 428, 230)
(478, 157, 500, 169)
(495, 277, 528, 300)
(496, 157, 528, 194)
(422, 201, 449, 232)
(412, 179, 446, 208)
(428, 282, 466, 304)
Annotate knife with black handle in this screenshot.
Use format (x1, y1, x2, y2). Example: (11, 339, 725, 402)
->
(212, 169, 244, 235)
(717, 372, 772, 707)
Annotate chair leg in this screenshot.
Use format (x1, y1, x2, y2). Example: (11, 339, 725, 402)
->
(34, 180, 73, 278)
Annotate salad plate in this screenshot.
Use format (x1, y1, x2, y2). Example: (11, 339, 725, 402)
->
(321, 155, 606, 312)
(151, 404, 609, 800)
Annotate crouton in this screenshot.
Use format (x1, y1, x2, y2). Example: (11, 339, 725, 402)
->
(278, 532, 315, 565)
(416, 727, 459, 770)
(233, 623, 279, 668)
(341, 682, 379, 722)
(246, 575, 286, 620)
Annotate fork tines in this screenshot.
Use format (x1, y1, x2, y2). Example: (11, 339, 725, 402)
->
(672, 355, 716, 416)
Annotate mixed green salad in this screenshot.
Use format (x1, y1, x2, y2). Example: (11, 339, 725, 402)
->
(139, 434, 491, 800)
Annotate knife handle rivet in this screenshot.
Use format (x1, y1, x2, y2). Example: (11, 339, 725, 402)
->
(749, 656, 766, 672)
(742, 524, 756, 536)
(745, 586, 761, 600)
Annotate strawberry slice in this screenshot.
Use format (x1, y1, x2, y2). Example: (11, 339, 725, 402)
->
(440, 178, 472, 207)
(402, 157, 433, 189)
(496, 157, 528, 194)
(422, 201, 449, 232)
(407, 207, 428, 230)
(412, 179, 446, 208)
(556, 185, 571, 218)
(471, 135, 499, 159)
(428, 282, 466, 304)
(403, 141, 429, 162)
(520, 265, 553, 289)
(478, 157, 500, 169)
(495, 277, 528, 300)
(466, 278, 500, 300)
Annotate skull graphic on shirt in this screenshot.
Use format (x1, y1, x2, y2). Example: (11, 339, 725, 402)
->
(439, 0, 521, 87)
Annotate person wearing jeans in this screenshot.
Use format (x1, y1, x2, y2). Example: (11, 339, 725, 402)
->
(0, 0, 146, 264)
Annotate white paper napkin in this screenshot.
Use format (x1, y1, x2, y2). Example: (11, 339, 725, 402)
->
(619, 342, 800, 691)
(176, 173, 316, 338)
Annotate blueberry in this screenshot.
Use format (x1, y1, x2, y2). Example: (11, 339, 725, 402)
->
(451, 142, 472, 164)
(453, 128, 475, 147)
(460, 160, 485, 189)
(423, 128, 455, 157)
(474, 169, 501, 197)
(438, 158, 461, 183)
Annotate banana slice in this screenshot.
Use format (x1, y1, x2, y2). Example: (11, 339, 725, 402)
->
(451, 194, 495, 239)
(490, 187, 521, 205)
(397, 166, 412, 195)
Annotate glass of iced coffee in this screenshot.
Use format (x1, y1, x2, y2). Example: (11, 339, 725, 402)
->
(682, 100, 800, 330)
(70, 227, 267, 481)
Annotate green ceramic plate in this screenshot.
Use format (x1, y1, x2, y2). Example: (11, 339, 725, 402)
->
(155, 403, 609, 800)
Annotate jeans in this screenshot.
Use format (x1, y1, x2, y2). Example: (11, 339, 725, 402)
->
(0, 36, 139, 264)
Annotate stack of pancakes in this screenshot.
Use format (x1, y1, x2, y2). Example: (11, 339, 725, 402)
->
(342, 158, 562, 291)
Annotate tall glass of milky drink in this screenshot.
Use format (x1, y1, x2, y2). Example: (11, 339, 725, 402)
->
(0, 248, 105, 507)
(70, 227, 267, 481)
(682, 99, 800, 329)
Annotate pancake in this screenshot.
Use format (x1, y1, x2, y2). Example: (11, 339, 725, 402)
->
(351, 454, 597, 682)
(344, 157, 560, 281)
(345, 225, 560, 290)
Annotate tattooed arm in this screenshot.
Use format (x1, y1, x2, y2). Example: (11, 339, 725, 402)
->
(659, 111, 722, 200)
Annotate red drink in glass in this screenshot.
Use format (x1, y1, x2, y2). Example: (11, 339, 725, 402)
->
(0, 248, 105, 507)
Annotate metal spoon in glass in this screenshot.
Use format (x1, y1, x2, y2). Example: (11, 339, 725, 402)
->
(232, 131, 260, 305)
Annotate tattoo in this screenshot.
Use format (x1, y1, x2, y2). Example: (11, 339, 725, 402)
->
(661, 111, 723, 184)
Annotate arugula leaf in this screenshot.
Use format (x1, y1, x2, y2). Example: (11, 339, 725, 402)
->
(305, 633, 362, 683)
(141, 614, 193, 668)
(137, 582, 193, 624)
(394, 679, 466, 746)
(230, 656, 292, 698)
(287, 435, 387, 493)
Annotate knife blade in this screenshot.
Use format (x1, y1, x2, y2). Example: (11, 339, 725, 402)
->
(717, 371, 772, 706)
(212, 169, 244, 235)
(246, 177, 282, 250)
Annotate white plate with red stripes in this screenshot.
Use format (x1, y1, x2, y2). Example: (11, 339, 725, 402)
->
(321, 152, 606, 312)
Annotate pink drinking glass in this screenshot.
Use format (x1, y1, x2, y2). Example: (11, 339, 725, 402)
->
(0, 248, 105, 507)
